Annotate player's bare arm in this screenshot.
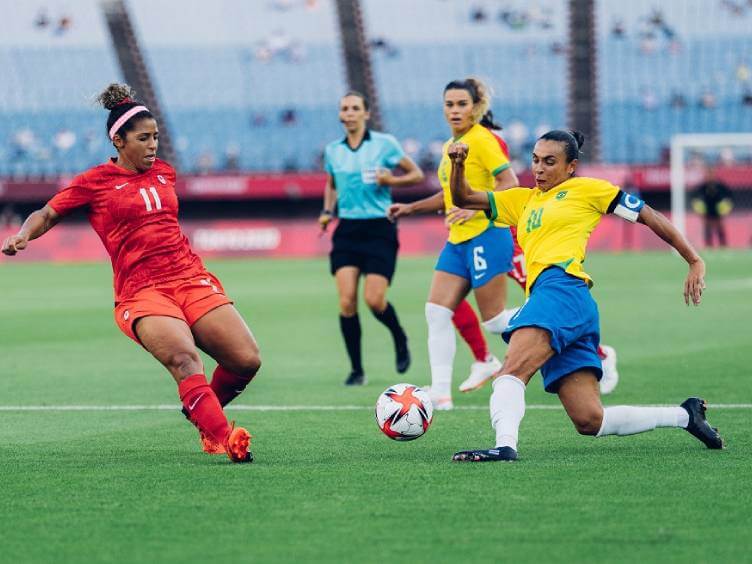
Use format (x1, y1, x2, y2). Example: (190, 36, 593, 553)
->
(387, 190, 444, 219)
(376, 155, 425, 187)
(447, 143, 489, 210)
(319, 174, 337, 232)
(637, 205, 705, 306)
(1, 205, 60, 255)
(494, 166, 519, 191)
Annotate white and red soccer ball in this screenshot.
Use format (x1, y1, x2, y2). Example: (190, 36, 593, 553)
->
(375, 383, 433, 441)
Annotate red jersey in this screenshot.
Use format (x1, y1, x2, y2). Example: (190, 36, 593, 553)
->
(48, 158, 205, 302)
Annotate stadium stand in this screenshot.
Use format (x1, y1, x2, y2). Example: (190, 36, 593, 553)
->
(0, 1, 122, 177)
(597, 0, 752, 163)
(1, 0, 751, 176)
(127, 0, 347, 172)
(362, 0, 568, 168)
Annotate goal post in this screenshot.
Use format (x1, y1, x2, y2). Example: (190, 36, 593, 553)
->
(670, 133, 752, 238)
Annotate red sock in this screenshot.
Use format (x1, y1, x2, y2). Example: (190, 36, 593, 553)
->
(452, 299, 488, 362)
(211, 365, 253, 407)
(597, 345, 606, 360)
(178, 374, 231, 443)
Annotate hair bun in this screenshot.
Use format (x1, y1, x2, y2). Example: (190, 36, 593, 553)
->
(97, 83, 137, 110)
(568, 130, 585, 150)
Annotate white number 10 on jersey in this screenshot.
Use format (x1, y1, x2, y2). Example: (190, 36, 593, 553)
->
(139, 187, 162, 212)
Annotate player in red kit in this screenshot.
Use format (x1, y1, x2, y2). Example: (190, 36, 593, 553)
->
(2, 84, 257, 463)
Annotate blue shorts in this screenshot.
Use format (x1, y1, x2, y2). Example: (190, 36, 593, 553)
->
(435, 226, 513, 289)
(502, 267, 603, 393)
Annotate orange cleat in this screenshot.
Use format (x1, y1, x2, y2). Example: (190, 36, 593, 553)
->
(200, 430, 226, 455)
(224, 422, 253, 463)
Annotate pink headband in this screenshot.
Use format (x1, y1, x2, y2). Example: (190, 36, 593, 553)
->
(109, 105, 149, 139)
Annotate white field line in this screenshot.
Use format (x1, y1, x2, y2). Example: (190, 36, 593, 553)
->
(0, 404, 750, 412)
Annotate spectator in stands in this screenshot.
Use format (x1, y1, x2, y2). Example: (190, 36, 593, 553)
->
(196, 150, 215, 175)
(0, 204, 22, 228)
(640, 87, 658, 111)
(700, 88, 717, 109)
(735, 61, 750, 84)
(55, 14, 72, 35)
(53, 128, 76, 154)
(611, 19, 626, 39)
(670, 91, 688, 109)
(12, 128, 36, 159)
(470, 5, 488, 23)
(224, 143, 240, 172)
(692, 166, 734, 247)
(280, 108, 298, 126)
(369, 37, 399, 58)
(742, 88, 752, 106)
(34, 8, 50, 29)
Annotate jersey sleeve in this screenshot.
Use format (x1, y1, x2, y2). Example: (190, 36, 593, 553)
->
(588, 178, 645, 223)
(382, 134, 406, 168)
(47, 175, 94, 216)
(485, 188, 530, 226)
(476, 132, 511, 177)
(323, 145, 334, 175)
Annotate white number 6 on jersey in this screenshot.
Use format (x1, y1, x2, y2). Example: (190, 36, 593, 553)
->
(473, 246, 487, 271)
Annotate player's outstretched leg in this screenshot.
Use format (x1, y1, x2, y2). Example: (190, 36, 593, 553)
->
(594, 398, 724, 449)
(225, 422, 253, 463)
(681, 397, 724, 449)
(452, 446, 518, 462)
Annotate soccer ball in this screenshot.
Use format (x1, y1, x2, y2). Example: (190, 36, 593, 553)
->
(375, 383, 433, 441)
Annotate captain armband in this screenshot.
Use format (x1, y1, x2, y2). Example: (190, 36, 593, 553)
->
(609, 190, 645, 223)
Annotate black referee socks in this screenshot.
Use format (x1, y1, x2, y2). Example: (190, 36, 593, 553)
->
(372, 302, 408, 352)
(339, 314, 363, 376)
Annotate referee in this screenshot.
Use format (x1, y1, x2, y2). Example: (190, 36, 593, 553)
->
(319, 91, 424, 385)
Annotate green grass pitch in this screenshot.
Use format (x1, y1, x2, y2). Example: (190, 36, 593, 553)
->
(1, 251, 751, 563)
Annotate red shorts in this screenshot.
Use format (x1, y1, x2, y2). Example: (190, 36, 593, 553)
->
(114, 271, 232, 344)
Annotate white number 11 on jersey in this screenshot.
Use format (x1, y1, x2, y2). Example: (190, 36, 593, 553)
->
(139, 187, 162, 212)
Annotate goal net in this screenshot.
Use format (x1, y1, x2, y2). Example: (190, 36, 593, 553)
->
(670, 133, 752, 249)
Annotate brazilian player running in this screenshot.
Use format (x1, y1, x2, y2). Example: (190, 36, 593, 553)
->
(319, 91, 424, 385)
(447, 130, 723, 462)
(389, 78, 520, 410)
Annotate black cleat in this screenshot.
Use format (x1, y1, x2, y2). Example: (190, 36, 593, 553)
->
(452, 446, 518, 462)
(344, 371, 367, 386)
(681, 397, 724, 449)
(396, 341, 411, 374)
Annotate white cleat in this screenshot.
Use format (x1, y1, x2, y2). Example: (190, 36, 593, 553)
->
(599, 344, 619, 395)
(422, 385, 454, 411)
(459, 355, 502, 393)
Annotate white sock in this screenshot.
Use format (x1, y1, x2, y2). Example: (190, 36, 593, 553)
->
(490, 374, 526, 450)
(596, 406, 689, 437)
(481, 307, 520, 334)
(425, 302, 456, 398)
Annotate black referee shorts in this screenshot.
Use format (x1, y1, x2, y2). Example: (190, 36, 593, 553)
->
(329, 218, 399, 283)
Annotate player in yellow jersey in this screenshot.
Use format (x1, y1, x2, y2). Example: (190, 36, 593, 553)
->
(447, 129, 723, 461)
(389, 78, 520, 410)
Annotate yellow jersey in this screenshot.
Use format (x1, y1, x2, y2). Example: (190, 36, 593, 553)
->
(438, 123, 511, 243)
(487, 177, 627, 295)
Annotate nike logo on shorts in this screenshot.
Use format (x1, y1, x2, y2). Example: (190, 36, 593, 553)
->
(115, 182, 129, 190)
(473, 273, 486, 280)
